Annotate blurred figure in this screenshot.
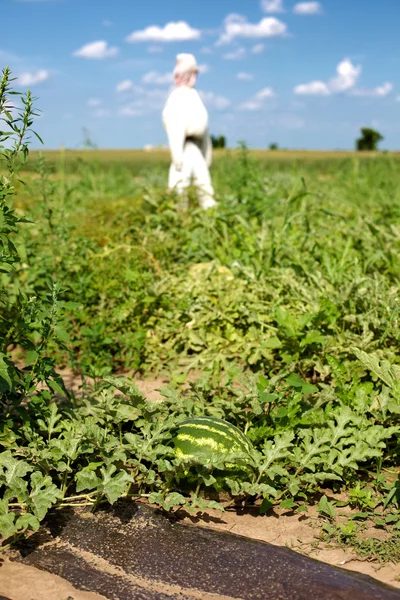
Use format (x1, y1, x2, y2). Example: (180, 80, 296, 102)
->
(162, 53, 216, 209)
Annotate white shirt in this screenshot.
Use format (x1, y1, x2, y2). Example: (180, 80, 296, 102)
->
(162, 87, 212, 170)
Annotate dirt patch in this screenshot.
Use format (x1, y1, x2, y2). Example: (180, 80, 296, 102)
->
(58, 367, 169, 403)
(0, 558, 107, 600)
(180, 505, 400, 590)
(6, 503, 400, 600)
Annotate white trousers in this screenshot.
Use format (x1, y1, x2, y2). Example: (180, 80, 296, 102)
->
(168, 141, 216, 209)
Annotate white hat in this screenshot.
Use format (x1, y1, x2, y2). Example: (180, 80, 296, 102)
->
(175, 53, 199, 73)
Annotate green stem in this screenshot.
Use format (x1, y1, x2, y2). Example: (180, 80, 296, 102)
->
(60, 459, 71, 497)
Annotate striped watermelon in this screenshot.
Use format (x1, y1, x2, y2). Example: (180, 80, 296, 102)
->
(174, 416, 253, 473)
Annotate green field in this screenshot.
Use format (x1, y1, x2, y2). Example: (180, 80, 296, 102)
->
(2, 106, 400, 561)
(16, 148, 400, 377)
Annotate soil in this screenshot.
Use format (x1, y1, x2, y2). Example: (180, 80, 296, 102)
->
(1, 372, 399, 599)
(0, 559, 107, 600)
(53, 367, 171, 403)
(2, 503, 399, 600)
(180, 505, 400, 590)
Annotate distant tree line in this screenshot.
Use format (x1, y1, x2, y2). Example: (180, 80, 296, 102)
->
(356, 128, 383, 151)
(211, 135, 226, 149)
(265, 128, 386, 152)
(77, 126, 386, 154)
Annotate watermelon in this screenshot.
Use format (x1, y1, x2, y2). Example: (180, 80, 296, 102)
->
(174, 416, 253, 472)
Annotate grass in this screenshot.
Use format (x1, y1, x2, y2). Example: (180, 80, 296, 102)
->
(13, 148, 400, 378)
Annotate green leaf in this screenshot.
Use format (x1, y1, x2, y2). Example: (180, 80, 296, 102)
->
(263, 337, 282, 349)
(349, 512, 371, 521)
(54, 326, 70, 342)
(16, 513, 41, 533)
(301, 382, 319, 395)
(385, 514, 400, 524)
(260, 498, 274, 515)
(155, 492, 187, 511)
(353, 349, 400, 390)
(0, 512, 17, 539)
(318, 495, 336, 519)
(286, 373, 317, 395)
(0, 499, 9, 515)
(280, 499, 298, 510)
(29, 472, 62, 521)
(0, 451, 33, 488)
(286, 373, 306, 388)
(75, 468, 100, 493)
(190, 495, 224, 512)
(99, 465, 132, 505)
(25, 350, 38, 366)
(48, 379, 66, 396)
(32, 130, 44, 145)
(0, 353, 12, 390)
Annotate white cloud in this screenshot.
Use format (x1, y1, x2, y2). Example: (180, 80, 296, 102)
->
(199, 91, 231, 110)
(126, 21, 201, 43)
(396, 95, 400, 102)
(73, 40, 118, 60)
(141, 65, 208, 86)
(237, 72, 254, 81)
(293, 2, 322, 14)
(252, 43, 265, 54)
(329, 59, 361, 92)
(147, 45, 163, 53)
(201, 46, 214, 55)
(223, 47, 246, 60)
(224, 14, 247, 25)
(142, 71, 173, 85)
(103, 82, 171, 119)
(87, 98, 102, 107)
(378, 83, 393, 96)
(238, 86, 276, 110)
(198, 64, 210, 74)
(256, 87, 275, 99)
(219, 16, 287, 44)
(119, 104, 143, 117)
(115, 85, 168, 118)
(351, 82, 393, 97)
(294, 58, 361, 95)
(239, 101, 262, 111)
(102, 19, 113, 27)
(261, 0, 285, 13)
(116, 79, 138, 93)
(16, 69, 50, 87)
(294, 81, 330, 95)
(143, 89, 168, 102)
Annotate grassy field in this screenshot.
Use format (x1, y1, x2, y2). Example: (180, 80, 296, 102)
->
(2, 141, 400, 562)
(16, 147, 400, 376)
(23, 147, 400, 175)
(29, 148, 400, 160)
(12, 147, 400, 380)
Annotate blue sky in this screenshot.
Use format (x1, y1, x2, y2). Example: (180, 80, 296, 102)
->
(2, 0, 400, 150)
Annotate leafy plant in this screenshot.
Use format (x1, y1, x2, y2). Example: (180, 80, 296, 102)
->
(0, 68, 71, 542)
